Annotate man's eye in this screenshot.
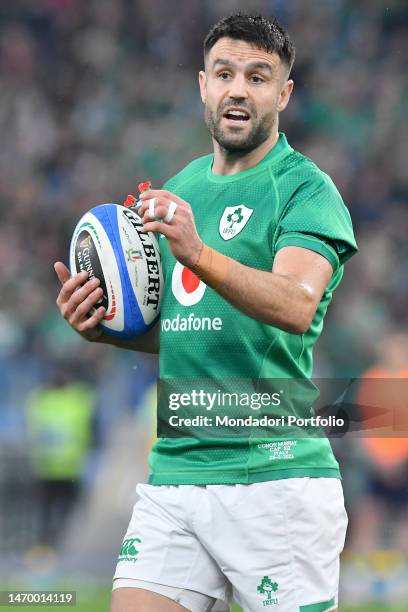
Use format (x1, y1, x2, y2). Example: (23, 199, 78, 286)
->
(250, 75, 264, 84)
(218, 72, 230, 80)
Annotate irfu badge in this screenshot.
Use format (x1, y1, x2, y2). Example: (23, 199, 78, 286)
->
(219, 204, 253, 241)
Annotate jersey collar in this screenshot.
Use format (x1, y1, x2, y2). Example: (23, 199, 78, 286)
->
(206, 132, 293, 184)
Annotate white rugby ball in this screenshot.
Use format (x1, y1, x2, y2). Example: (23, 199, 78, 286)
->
(69, 203, 163, 337)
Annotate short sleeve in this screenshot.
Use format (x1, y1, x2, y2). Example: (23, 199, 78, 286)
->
(274, 172, 358, 272)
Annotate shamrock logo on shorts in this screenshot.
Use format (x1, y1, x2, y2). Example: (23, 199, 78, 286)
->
(257, 576, 279, 605)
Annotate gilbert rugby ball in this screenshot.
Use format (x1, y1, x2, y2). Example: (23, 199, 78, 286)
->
(69, 204, 162, 337)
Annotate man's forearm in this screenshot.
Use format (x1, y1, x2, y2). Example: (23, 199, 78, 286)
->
(190, 243, 333, 334)
(211, 258, 315, 334)
(93, 321, 160, 353)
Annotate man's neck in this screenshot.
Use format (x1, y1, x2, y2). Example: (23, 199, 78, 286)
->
(211, 130, 280, 176)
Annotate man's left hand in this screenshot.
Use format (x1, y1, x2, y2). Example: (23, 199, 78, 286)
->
(138, 190, 203, 267)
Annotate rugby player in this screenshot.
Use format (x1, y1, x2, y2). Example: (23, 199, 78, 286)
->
(55, 14, 357, 612)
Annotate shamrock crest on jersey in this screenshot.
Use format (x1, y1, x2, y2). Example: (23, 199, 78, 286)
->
(219, 204, 253, 240)
(227, 207, 244, 227)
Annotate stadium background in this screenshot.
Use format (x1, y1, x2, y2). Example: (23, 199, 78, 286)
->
(0, 0, 407, 610)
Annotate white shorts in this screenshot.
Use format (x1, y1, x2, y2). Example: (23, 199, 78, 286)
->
(113, 478, 347, 612)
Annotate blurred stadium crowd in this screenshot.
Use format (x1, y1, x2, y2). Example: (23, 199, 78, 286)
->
(0, 0, 407, 599)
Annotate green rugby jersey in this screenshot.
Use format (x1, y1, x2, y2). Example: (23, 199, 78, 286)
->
(148, 133, 357, 485)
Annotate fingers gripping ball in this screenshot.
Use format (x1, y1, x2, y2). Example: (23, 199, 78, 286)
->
(69, 204, 163, 337)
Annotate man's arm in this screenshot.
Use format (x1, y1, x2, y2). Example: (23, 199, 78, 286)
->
(214, 245, 333, 334)
(138, 190, 333, 334)
(54, 262, 159, 353)
(95, 321, 159, 353)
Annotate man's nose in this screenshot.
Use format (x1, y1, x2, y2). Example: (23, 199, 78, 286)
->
(228, 74, 248, 99)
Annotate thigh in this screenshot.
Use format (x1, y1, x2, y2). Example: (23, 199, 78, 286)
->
(111, 580, 228, 612)
(113, 484, 229, 605)
(197, 479, 347, 612)
(111, 586, 190, 612)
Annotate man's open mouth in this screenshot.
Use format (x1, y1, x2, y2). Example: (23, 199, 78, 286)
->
(223, 109, 250, 122)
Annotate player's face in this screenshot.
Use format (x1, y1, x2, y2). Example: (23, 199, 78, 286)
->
(199, 38, 293, 154)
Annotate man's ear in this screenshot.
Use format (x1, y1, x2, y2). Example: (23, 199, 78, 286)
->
(198, 70, 207, 104)
(278, 79, 294, 112)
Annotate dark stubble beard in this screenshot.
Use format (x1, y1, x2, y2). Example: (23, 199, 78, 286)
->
(204, 103, 277, 154)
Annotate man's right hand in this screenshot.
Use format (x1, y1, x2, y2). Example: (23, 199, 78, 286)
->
(54, 261, 160, 353)
(54, 261, 106, 341)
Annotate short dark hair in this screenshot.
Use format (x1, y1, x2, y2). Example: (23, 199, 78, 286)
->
(204, 13, 295, 75)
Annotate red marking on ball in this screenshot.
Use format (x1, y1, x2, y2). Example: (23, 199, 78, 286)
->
(104, 281, 117, 320)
